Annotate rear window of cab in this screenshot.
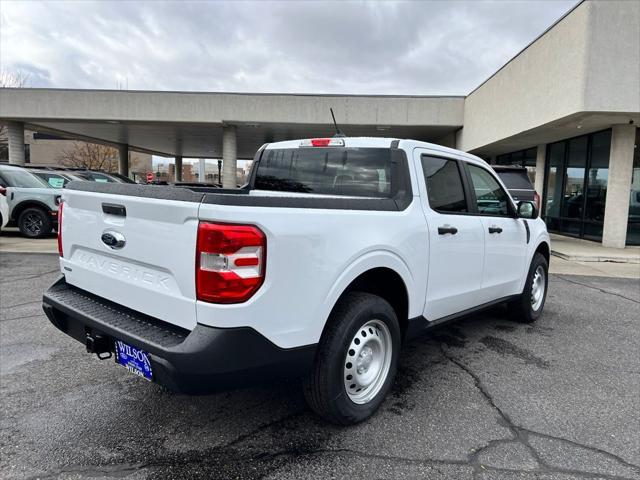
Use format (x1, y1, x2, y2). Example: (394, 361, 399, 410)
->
(254, 147, 406, 198)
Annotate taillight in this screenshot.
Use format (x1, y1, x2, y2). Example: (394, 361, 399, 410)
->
(196, 222, 266, 304)
(534, 192, 541, 212)
(57, 201, 64, 257)
(0, 186, 6, 196)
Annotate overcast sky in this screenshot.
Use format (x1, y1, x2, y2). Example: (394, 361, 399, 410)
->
(1, 0, 577, 95)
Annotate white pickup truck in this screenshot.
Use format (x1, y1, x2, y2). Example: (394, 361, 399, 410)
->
(43, 137, 550, 425)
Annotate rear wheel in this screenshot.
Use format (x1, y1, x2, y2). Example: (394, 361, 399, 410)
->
(18, 207, 52, 238)
(508, 253, 548, 323)
(303, 292, 401, 425)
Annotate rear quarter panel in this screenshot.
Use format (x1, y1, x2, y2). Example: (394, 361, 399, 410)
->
(196, 199, 428, 349)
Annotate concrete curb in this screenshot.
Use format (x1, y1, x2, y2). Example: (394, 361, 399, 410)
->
(551, 250, 640, 264)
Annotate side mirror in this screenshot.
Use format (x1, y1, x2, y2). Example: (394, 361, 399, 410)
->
(517, 201, 538, 219)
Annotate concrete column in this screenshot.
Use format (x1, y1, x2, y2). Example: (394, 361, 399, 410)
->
(175, 156, 183, 182)
(602, 125, 636, 248)
(7, 121, 25, 166)
(222, 124, 237, 189)
(118, 144, 129, 177)
(198, 159, 206, 182)
(534, 143, 546, 196)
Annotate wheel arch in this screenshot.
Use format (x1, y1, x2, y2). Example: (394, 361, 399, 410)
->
(11, 200, 52, 222)
(320, 251, 415, 342)
(341, 267, 409, 337)
(534, 240, 550, 265)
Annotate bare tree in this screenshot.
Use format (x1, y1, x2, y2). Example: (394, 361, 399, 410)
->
(0, 70, 29, 89)
(57, 142, 120, 172)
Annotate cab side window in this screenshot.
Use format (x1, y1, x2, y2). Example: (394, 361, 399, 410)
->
(421, 156, 467, 213)
(468, 164, 510, 216)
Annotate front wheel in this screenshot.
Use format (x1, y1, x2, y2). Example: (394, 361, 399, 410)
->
(303, 292, 401, 425)
(18, 207, 52, 238)
(509, 252, 549, 323)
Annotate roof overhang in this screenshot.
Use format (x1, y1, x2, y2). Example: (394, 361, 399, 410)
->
(0, 89, 464, 158)
(469, 111, 640, 157)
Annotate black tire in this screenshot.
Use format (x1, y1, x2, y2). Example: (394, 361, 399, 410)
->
(508, 253, 548, 323)
(303, 292, 401, 425)
(18, 207, 52, 238)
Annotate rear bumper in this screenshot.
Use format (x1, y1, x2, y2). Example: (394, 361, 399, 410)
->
(42, 277, 316, 393)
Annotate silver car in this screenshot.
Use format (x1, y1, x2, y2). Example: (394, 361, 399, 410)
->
(0, 164, 60, 238)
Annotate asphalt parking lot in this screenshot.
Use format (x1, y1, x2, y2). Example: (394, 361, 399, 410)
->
(1, 252, 639, 480)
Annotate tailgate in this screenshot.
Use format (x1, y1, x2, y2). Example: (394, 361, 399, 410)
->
(60, 186, 202, 330)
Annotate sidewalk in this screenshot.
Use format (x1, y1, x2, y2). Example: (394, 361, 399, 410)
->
(550, 234, 640, 263)
(548, 234, 640, 279)
(549, 256, 639, 278)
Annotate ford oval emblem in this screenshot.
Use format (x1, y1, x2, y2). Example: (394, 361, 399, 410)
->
(101, 230, 126, 250)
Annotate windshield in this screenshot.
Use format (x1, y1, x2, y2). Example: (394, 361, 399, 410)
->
(0, 169, 50, 188)
(255, 148, 397, 197)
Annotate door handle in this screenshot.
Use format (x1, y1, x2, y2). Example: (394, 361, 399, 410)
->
(488, 226, 503, 234)
(438, 226, 458, 235)
(102, 203, 127, 217)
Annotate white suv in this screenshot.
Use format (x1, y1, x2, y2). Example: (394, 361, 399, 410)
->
(0, 165, 60, 237)
(43, 137, 550, 424)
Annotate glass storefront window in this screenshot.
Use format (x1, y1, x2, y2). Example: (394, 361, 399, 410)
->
(543, 129, 612, 242)
(0, 143, 29, 163)
(583, 130, 611, 240)
(562, 136, 588, 236)
(627, 128, 640, 246)
(544, 142, 565, 230)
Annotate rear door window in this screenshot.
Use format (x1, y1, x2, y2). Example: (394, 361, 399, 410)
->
(421, 156, 468, 213)
(255, 148, 401, 197)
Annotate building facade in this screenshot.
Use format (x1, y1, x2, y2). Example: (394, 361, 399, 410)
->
(0, 0, 638, 246)
(457, 0, 640, 247)
(0, 130, 153, 180)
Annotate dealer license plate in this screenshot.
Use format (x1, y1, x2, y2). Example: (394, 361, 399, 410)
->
(114, 340, 153, 381)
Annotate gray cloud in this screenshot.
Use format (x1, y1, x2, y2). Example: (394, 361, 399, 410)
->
(0, 0, 576, 95)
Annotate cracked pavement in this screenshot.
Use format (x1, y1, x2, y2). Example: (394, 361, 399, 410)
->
(1, 252, 639, 480)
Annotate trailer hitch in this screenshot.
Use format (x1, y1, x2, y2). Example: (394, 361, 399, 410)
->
(86, 332, 113, 360)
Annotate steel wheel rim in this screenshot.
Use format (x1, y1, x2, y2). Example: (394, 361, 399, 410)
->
(24, 213, 43, 236)
(343, 319, 393, 405)
(531, 265, 546, 311)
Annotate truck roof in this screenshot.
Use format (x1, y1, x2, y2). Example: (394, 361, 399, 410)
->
(264, 137, 487, 166)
